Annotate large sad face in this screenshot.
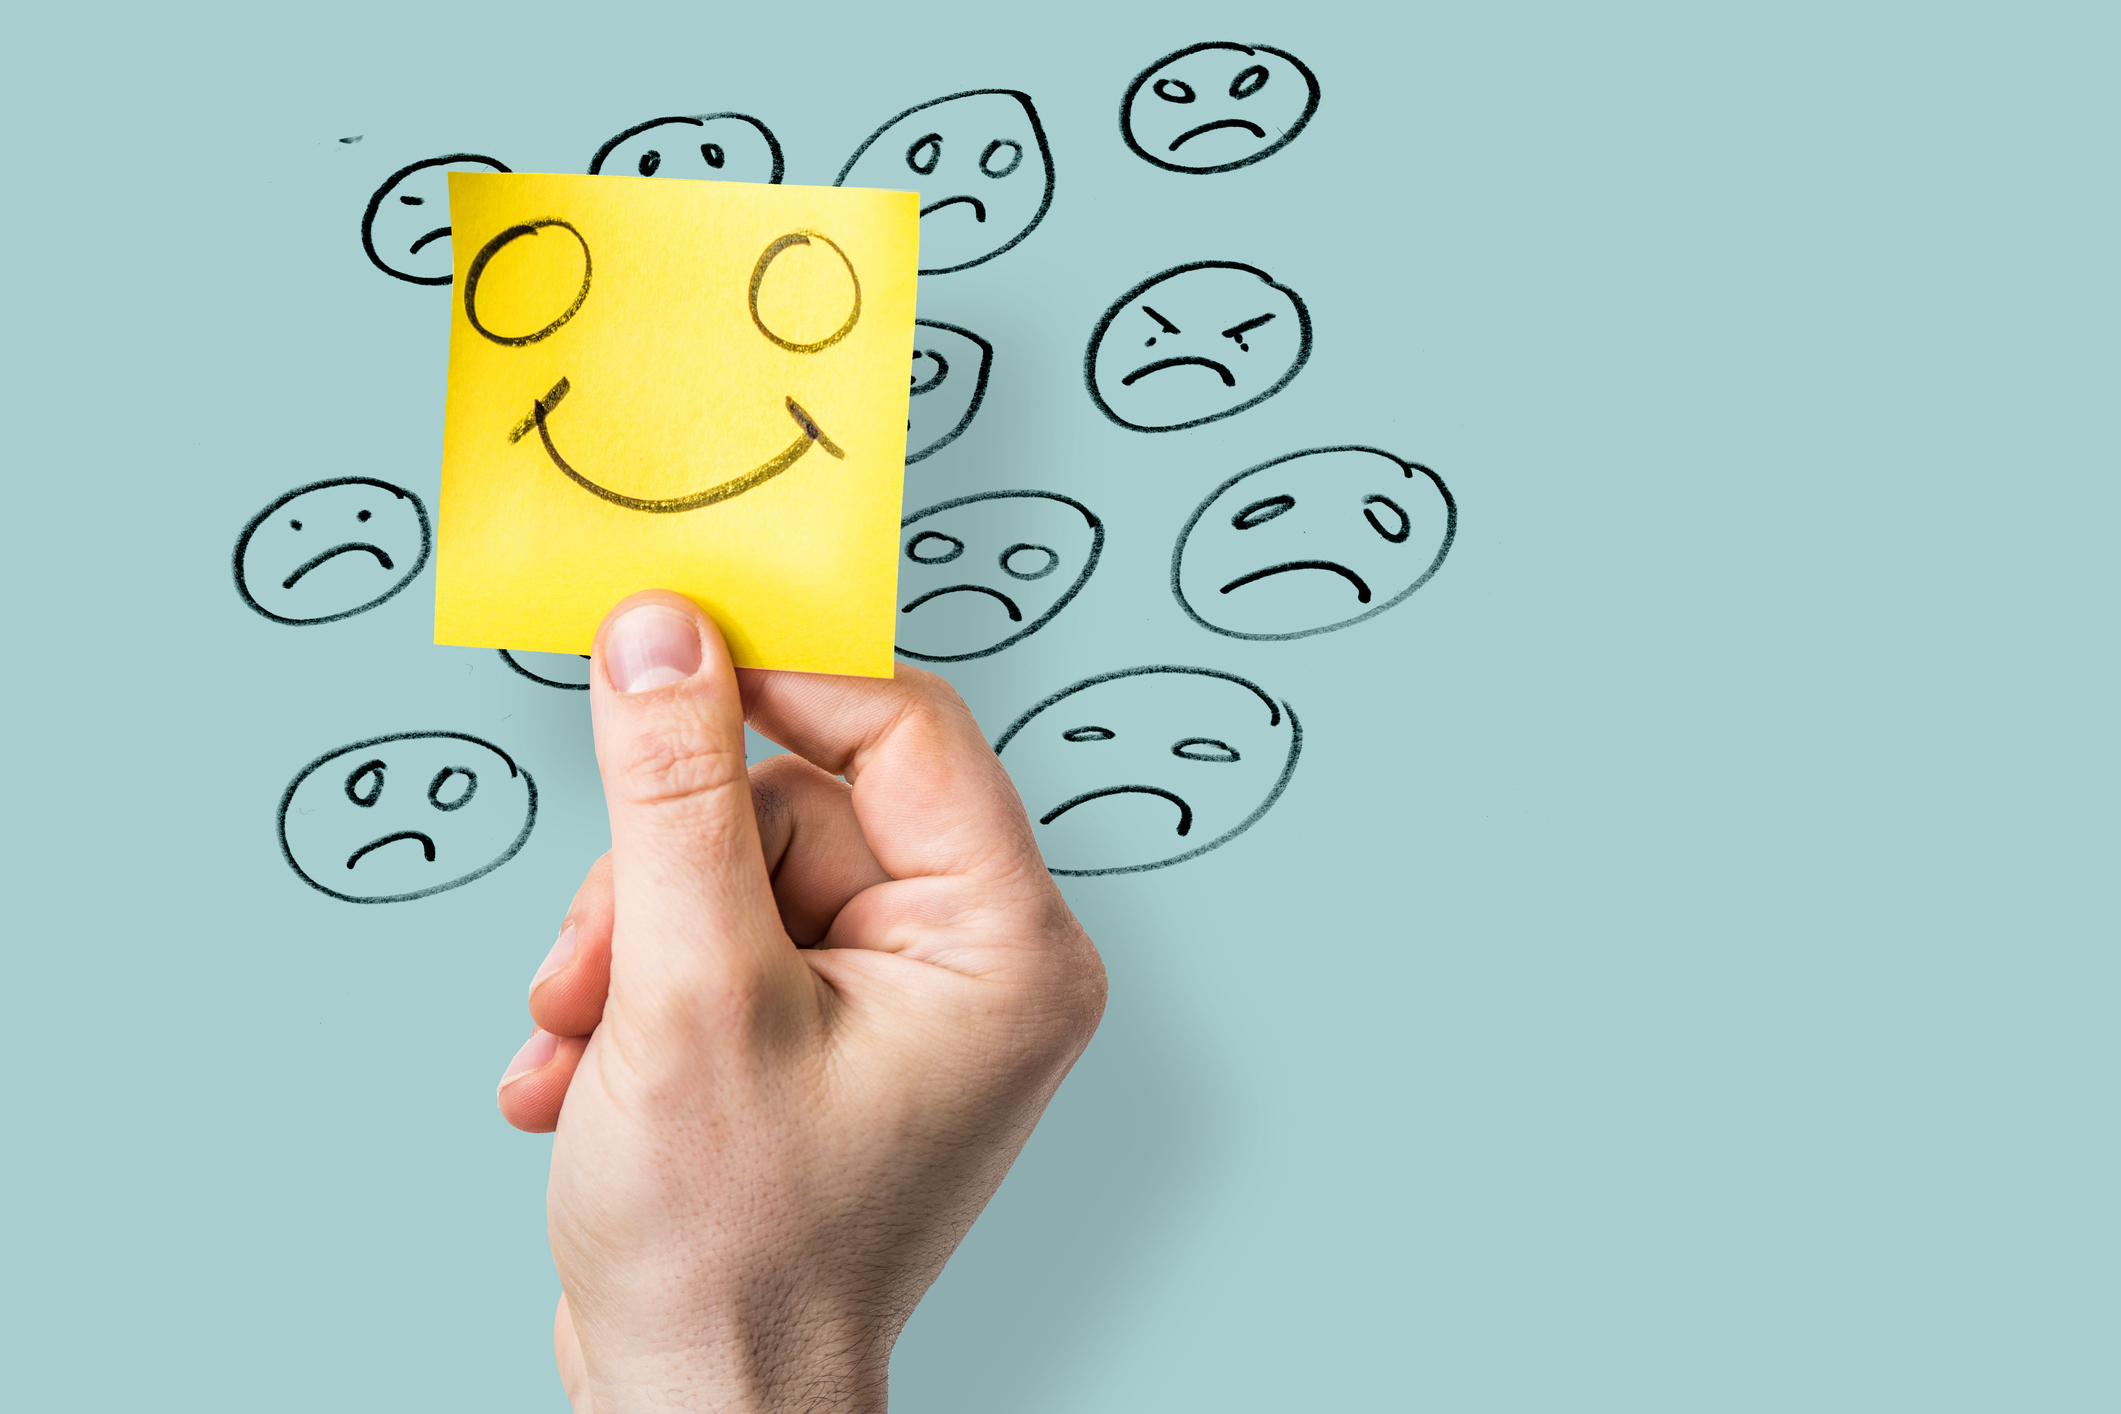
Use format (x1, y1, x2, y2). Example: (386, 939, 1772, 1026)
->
(233, 477, 432, 625)
(994, 666, 1301, 875)
(836, 90, 1054, 275)
(278, 732, 537, 903)
(896, 491, 1102, 662)
(1120, 41, 1321, 174)
(1086, 261, 1311, 432)
(1173, 447, 1458, 640)
(362, 153, 511, 285)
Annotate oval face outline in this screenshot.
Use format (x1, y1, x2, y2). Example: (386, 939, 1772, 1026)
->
(834, 88, 1056, 275)
(1172, 446, 1459, 641)
(1084, 260, 1312, 433)
(1119, 41, 1323, 175)
(586, 112, 787, 184)
(992, 665, 1302, 876)
(905, 318, 995, 465)
(498, 649, 591, 690)
(361, 153, 512, 285)
(895, 490, 1104, 663)
(276, 731, 537, 904)
(232, 476, 433, 626)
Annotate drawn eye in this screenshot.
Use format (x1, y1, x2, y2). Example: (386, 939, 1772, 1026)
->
(290, 519, 303, 531)
(979, 139, 1024, 178)
(911, 350, 949, 395)
(462, 219, 593, 348)
(999, 543, 1059, 581)
(399, 194, 424, 206)
(748, 230, 862, 353)
(906, 133, 943, 175)
(637, 149, 662, 176)
(1173, 737, 1240, 762)
(428, 766, 479, 812)
(701, 142, 725, 168)
(344, 758, 386, 807)
(1232, 494, 1294, 529)
(1153, 79, 1196, 103)
(1063, 725, 1115, 742)
(1230, 65, 1269, 99)
(906, 531, 964, 564)
(357, 510, 371, 522)
(1362, 494, 1411, 543)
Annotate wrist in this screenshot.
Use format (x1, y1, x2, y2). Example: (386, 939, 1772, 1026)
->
(570, 1300, 893, 1414)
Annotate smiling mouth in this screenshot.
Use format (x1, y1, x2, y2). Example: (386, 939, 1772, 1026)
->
(347, 831, 437, 869)
(920, 195, 987, 223)
(1041, 785, 1194, 836)
(1121, 355, 1235, 388)
(1169, 118, 1268, 151)
(1220, 560, 1373, 603)
(409, 226, 451, 254)
(511, 376, 845, 513)
(901, 584, 1023, 621)
(282, 543, 394, 589)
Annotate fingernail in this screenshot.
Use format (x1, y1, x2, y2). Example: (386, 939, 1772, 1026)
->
(606, 604, 702, 693)
(530, 924, 577, 996)
(498, 1030, 558, 1094)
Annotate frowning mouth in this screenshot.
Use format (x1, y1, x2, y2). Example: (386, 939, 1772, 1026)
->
(1122, 355, 1235, 387)
(409, 226, 451, 254)
(920, 195, 987, 223)
(901, 584, 1023, 620)
(1220, 560, 1373, 603)
(1040, 785, 1194, 836)
(509, 376, 845, 514)
(282, 543, 394, 590)
(347, 831, 436, 869)
(1169, 119, 1267, 151)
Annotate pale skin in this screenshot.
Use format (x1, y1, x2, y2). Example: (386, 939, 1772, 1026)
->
(494, 590, 1106, 1412)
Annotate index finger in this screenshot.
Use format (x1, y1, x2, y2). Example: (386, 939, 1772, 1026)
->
(739, 663, 1041, 885)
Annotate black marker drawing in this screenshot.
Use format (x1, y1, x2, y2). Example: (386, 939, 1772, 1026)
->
(233, 477, 432, 626)
(906, 319, 993, 464)
(1086, 261, 1311, 432)
(1173, 447, 1457, 640)
(277, 731, 537, 904)
(993, 666, 1301, 876)
(896, 491, 1103, 663)
(588, 112, 786, 184)
(485, 228, 856, 512)
(835, 90, 1054, 275)
(1120, 42, 1321, 174)
(499, 650, 591, 690)
(361, 154, 511, 285)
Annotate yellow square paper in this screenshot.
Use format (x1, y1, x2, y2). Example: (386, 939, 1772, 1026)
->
(435, 172, 918, 677)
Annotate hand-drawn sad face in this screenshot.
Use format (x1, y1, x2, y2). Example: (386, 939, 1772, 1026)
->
(994, 667, 1301, 875)
(233, 477, 432, 625)
(588, 113, 785, 184)
(1087, 262, 1311, 432)
(1121, 42, 1322, 174)
(1174, 447, 1458, 640)
(362, 154, 510, 284)
(896, 491, 1103, 662)
(906, 319, 993, 464)
(836, 90, 1054, 274)
(278, 732, 537, 903)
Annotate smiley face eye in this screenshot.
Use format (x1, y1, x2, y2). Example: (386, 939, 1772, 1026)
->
(357, 510, 371, 522)
(907, 531, 964, 564)
(637, 149, 662, 176)
(702, 142, 725, 168)
(428, 766, 479, 812)
(980, 140, 1025, 178)
(1363, 494, 1412, 543)
(463, 219, 593, 348)
(289, 519, 303, 530)
(1230, 65, 1269, 99)
(344, 758, 386, 807)
(906, 133, 943, 175)
(1063, 725, 1115, 742)
(749, 231, 862, 353)
(1000, 543, 1060, 581)
(1232, 494, 1294, 529)
(399, 195, 424, 206)
(910, 350, 949, 395)
(1173, 737, 1240, 762)
(1154, 78, 1197, 103)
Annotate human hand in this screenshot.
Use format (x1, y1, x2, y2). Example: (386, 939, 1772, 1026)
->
(494, 591, 1105, 1413)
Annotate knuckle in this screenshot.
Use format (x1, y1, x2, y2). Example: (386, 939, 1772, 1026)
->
(610, 713, 749, 808)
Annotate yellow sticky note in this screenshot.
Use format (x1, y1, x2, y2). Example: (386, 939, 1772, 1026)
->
(435, 172, 919, 677)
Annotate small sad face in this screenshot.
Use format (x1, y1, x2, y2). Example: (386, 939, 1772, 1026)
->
(278, 732, 537, 904)
(588, 112, 785, 184)
(994, 667, 1301, 875)
(836, 89, 1054, 274)
(896, 491, 1103, 662)
(905, 319, 994, 465)
(1121, 41, 1321, 174)
(362, 154, 511, 285)
(1086, 261, 1311, 432)
(233, 477, 431, 626)
(1174, 447, 1458, 640)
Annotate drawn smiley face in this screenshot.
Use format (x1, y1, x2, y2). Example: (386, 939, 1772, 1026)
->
(1174, 447, 1458, 640)
(896, 491, 1103, 662)
(994, 667, 1301, 875)
(1121, 41, 1321, 174)
(277, 732, 537, 904)
(906, 319, 994, 465)
(361, 153, 511, 284)
(1086, 261, 1311, 432)
(836, 89, 1054, 275)
(233, 477, 432, 626)
(588, 112, 785, 184)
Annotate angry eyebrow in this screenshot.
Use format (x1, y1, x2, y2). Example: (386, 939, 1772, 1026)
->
(1220, 312, 1276, 343)
(1141, 305, 1181, 334)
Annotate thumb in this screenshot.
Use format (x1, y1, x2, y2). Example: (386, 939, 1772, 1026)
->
(589, 590, 797, 1022)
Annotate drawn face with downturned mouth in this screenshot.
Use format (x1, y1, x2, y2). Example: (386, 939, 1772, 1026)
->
(467, 218, 865, 512)
(1086, 261, 1311, 432)
(1174, 446, 1458, 640)
(896, 491, 1103, 662)
(233, 477, 432, 625)
(994, 666, 1301, 875)
(362, 154, 511, 284)
(278, 732, 537, 904)
(836, 90, 1054, 274)
(588, 112, 785, 184)
(1120, 41, 1321, 174)
(905, 319, 994, 464)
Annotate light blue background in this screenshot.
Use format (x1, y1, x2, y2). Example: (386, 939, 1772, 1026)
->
(4, 2, 2112, 1408)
